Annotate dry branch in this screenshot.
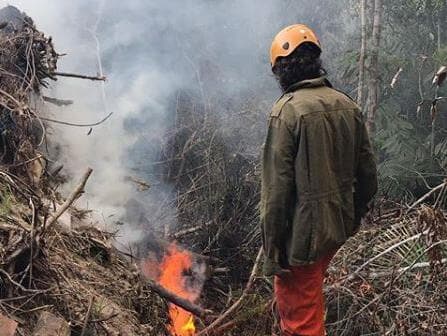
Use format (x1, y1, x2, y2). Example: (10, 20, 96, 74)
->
(197, 247, 263, 335)
(0, 268, 46, 293)
(369, 258, 447, 279)
(170, 221, 212, 239)
(408, 180, 447, 211)
(43, 96, 74, 106)
(53, 71, 106, 81)
(346, 230, 427, 281)
(80, 296, 94, 336)
(40, 112, 113, 128)
(45, 168, 93, 231)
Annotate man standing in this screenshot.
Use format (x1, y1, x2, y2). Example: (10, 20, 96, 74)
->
(261, 24, 378, 336)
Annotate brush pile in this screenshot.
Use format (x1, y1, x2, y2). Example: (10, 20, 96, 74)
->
(0, 5, 56, 172)
(0, 193, 168, 335)
(0, 6, 168, 335)
(325, 193, 447, 336)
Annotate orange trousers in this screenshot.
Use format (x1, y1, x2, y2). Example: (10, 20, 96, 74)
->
(274, 251, 336, 336)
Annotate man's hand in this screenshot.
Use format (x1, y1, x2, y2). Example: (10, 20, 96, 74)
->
(263, 257, 291, 278)
(274, 267, 292, 279)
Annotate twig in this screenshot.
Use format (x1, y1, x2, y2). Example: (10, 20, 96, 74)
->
(80, 296, 94, 336)
(0, 268, 45, 293)
(89, 313, 119, 323)
(368, 258, 447, 279)
(39, 112, 113, 128)
(44, 168, 93, 231)
(390, 240, 447, 283)
(345, 230, 427, 281)
(416, 55, 428, 118)
(197, 247, 263, 336)
(28, 198, 36, 288)
(147, 278, 212, 318)
(43, 96, 74, 106)
(11, 154, 44, 168)
(53, 71, 106, 81)
(434, 182, 447, 208)
(329, 239, 447, 329)
(390, 67, 403, 89)
(171, 221, 213, 239)
(88, 0, 108, 116)
(19, 305, 53, 314)
(204, 300, 271, 335)
(407, 181, 447, 211)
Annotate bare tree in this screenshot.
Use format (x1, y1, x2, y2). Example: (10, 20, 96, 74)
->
(357, 0, 367, 109)
(366, 0, 383, 133)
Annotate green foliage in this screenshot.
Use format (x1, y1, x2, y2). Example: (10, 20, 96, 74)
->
(0, 187, 13, 217)
(434, 45, 447, 65)
(375, 107, 447, 199)
(434, 136, 447, 169)
(338, 0, 447, 200)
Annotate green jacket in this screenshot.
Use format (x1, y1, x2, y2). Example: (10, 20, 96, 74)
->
(260, 77, 377, 276)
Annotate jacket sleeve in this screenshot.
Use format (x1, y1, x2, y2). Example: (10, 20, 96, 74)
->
(260, 114, 297, 276)
(354, 119, 378, 221)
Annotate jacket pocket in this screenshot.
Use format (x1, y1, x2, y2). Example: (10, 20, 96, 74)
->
(312, 194, 354, 260)
(288, 201, 314, 263)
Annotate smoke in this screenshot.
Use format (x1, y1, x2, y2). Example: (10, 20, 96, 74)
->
(3, 0, 357, 244)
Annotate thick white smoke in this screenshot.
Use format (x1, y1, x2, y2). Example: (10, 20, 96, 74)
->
(3, 0, 357, 244)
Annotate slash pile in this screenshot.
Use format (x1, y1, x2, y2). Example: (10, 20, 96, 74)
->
(326, 194, 447, 336)
(0, 5, 56, 171)
(0, 196, 168, 335)
(0, 6, 168, 335)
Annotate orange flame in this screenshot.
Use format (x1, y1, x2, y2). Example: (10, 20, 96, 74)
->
(158, 244, 197, 336)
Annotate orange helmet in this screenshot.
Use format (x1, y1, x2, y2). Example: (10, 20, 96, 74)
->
(270, 24, 321, 68)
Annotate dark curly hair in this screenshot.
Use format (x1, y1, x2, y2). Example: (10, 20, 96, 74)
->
(272, 43, 324, 92)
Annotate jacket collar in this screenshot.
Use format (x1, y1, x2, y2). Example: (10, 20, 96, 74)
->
(285, 76, 332, 94)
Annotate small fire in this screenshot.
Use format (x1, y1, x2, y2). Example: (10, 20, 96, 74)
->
(157, 244, 200, 336)
(182, 316, 196, 334)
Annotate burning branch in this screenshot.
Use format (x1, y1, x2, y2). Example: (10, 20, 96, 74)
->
(140, 241, 211, 335)
(147, 278, 212, 318)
